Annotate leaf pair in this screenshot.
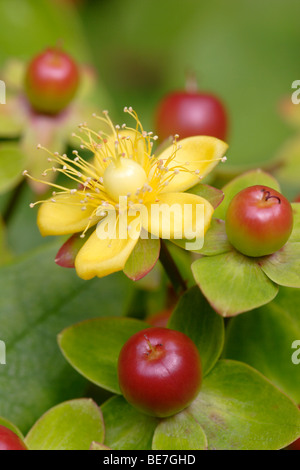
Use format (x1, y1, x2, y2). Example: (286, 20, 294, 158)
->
(192, 170, 300, 316)
(1, 399, 105, 450)
(59, 287, 300, 450)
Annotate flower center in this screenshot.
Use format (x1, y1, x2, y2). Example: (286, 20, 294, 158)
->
(103, 157, 148, 202)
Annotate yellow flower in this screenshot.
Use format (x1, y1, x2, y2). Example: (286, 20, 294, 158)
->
(27, 108, 228, 280)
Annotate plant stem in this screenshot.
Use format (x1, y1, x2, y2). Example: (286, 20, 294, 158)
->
(3, 179, 26, 225)
(159, 240, 187, 296)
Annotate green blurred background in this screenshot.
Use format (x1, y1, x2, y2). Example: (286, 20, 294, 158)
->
(1, 0, 299, 255)
(1, 0, 299, 165)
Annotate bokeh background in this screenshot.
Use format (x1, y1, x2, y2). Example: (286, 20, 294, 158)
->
(0, 0, 300, 433)
(1, 0, 300, 255)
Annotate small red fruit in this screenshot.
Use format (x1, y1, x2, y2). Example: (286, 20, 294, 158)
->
(25, 47, 80, 115)
(287, 405, 300, 449)
(0, 425, 27, 450)
(118, 327, 202, 417)
(288, 436, 300, 450)
(225, 185, 293, 257)
(155, 85, 227, 141)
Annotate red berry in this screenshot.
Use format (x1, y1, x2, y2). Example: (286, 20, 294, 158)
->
(225, 185, 293, 257)
(155, 90, 227, 141)
(0, 425, 27, 450)
(118, 327, 202, 417)
(288, 436, 300, 450)
(25, 47, 80, 115)
(287, 405, 300, 449)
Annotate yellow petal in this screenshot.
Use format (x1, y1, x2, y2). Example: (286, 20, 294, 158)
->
(157, 136, 228, 193)
(75, 213, 141, 280)
(144, 192, 214, 244)
(37, 193, 99, 236)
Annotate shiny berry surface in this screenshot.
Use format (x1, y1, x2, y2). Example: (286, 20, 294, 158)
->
(25, 47, 80, 115)
(225, 185, 293, 257)
(118, 327, 202, 418)
(0, 425, 27, 450)
(155, 91, 227, 141)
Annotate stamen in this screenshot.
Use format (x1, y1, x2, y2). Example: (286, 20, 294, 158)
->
(25, 106, 226, 239)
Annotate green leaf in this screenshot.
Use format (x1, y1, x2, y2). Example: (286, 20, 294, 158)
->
(168, 286, 224, 375)
(259, 242, 300, 288)
(2, 59, 25, 92)
(197, 218, 231, 255)
(290, 203, 300, 242)
(189, 360, 300, 450)
(165, 242, 196, 288)
(59, 317, 150, 394)
(0, 243, 134, 433)
(90, 442, 111, 450)
(187, 183, 224, 209)
(152, 410, 207, 450)
(101, 395, 158, 450)
(0, 143, 27, 194)
(170, 218, 231, 255)
(0, 96, 24, 138)
(0, 416, 24, 440)
(25, 399, 104, 450)
(224, 287, 300, 404)
(124, 236, 160, 281)
(214, 170, 281, 220)
(192, 249, 279, 316)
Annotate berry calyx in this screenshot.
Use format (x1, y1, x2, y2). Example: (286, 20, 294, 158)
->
(0, 425, 27, 450)
(225, 185, 293, 257)
(24, 46, 80, 115)
(118, 327, 202, 418)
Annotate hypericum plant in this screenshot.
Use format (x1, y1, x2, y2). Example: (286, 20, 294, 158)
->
(58, 287, 300, 450)
(190, 170, 300, 316)
(0, 49, 108, 194)
(25, 107, 228, 281)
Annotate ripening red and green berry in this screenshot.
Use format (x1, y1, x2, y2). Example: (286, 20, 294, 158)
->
(225, 185, 293, 257)
(155, 89, 228, 141)
(24, 47, 80, 115)
(118, 327, 202, 418)
(0, 425, 27, 450)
